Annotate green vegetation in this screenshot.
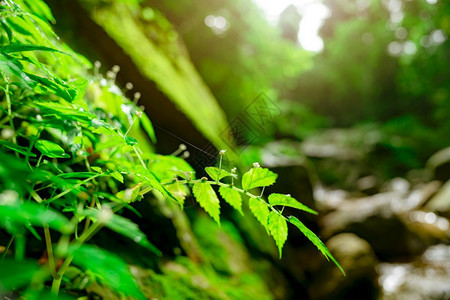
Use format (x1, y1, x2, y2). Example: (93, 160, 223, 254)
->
(0, 0, 343, 298)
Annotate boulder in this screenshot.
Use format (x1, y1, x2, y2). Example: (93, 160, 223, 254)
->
(309, 233, 378, 300)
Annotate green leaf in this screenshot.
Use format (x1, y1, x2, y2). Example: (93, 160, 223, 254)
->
(35, 139, 70, 158)
(192, 182, 220, 225)
(110, 171, 124, 183)
(268, 193, 317, 215)
(91, 166, 102, 173)
(70, 245, 145, 300)
(140, 113, 156, 143)
(288, 216, 345, 275)
(124, 136, 137, 145)
(218, 186, 243, 215)
(0, 44, 66, 55)
(248, 197, 269, 232)
(0, 260, 39, 291)
(205, 167, 235, 181)
(242, 167, 277, 191)
(0, 140, 36, 157)
(268, 211, 288, 258)
(81, 208, 161, 256)
(0, 201, 73, 234)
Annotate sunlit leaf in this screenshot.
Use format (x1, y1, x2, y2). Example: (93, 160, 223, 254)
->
(205, 167, 235, 182)
(288, 216, 345, 275)
(248, 197, 269, 232)
(35, 139, 70, 158)
(268, 193, 317, 215)
(192, 182, 220, 225)
(268, 211, 288, 258)
(218, 185, 242, 214)
(242, 167, 277, 191)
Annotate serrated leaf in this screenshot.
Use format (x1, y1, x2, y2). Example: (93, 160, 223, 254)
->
(242, 167, 277, 191)
(35, 139, 70, 158)
(288, 216, 345, 275)
(268, 193, 317, 215)
(248, 197, 269, 232)
(81, 208, 161, 256)
(268, 211, 288, 258)
(218, 186, 243, 214)
(205, 167, 235, 181)
(192, 182, 220, 225)
(70, 245, 145, 300)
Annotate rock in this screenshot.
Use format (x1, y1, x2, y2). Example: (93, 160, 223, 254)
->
(309, 233, 378, 300)
(378, 244, 450, 299)
(425, 180, 450, 218)
(320, 188, 433, 259)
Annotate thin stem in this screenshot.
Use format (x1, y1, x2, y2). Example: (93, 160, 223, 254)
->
(5, 84, 16, 144)
(51, 220, 103, 296)
(44, 225, 56, 278)
(47, 173, 101, 203)
(1, 235, 15, 260)
(15, 233, 25, 261)
(36, 154, 43, 168)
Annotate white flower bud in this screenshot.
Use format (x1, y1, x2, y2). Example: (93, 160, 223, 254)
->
(253, 162, 260, 168)
(112, 65, 120, 73)
(125, 82, 134, 90)
(219, 149, 226, 156)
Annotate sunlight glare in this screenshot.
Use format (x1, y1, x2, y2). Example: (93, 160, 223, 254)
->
(252, 0, 331, 52)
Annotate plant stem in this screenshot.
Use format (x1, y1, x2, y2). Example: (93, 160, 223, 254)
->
(5, 84, 16, 144)
(1, 235, 15, 260)
(44, 225, 57, 278)
(51, 220, 103, 296)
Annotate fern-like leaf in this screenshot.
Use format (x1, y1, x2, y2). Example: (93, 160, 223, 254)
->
(248, 197, 269, 232)
(205, 167, 236, 181)
(268, 193, 317, 215)
(242, 167, 277, 191)
(192, 182, 221, 225)
(288, 216, 345, 275)
(218, 186, 243, 215)
(268, 211, 288, 258)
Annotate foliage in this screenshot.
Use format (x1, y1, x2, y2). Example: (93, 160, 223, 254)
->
(0, 0, 342, 298)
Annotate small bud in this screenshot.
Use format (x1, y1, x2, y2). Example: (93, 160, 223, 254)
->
(1, 128, 14, 139)
(106, 70, 115, 79)
(133, 92, 141, 101)
(179, 144, 187, 151)
(219, 149, 226, 156)
(182, 151, 190, 158)
(253, 162, 260, 168)
(0, 190, 18, 205)
(201, 177, 208, 182)
(135, 110, 143, 118)
(112, 65, 120, 73)
(36, 114, 43, 121)
(94, 61, 101, 69)
(98, 206, 113, 223)
(231, 167, 237, 174)
(125, 82, 134, 90)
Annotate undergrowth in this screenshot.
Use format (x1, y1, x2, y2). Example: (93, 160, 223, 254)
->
(0, 0, 343, 298)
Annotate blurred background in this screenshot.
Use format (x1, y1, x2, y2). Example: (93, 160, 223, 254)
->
(46, 0, 449, 298)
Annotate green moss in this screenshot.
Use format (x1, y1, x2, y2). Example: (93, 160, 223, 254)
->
(79, 0, 237, 159)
